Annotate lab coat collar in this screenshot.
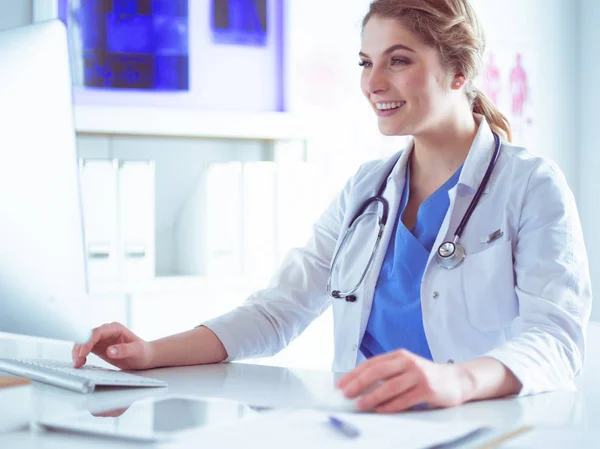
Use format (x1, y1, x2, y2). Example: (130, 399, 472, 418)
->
(385, 137, 413, 187)
(457, 114, 498, 194)
(384, 137, 413, 190)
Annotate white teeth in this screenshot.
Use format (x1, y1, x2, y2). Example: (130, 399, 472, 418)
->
(376, 101, 405, 110)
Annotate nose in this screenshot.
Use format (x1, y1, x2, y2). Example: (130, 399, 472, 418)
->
(365, 65, 389, 95)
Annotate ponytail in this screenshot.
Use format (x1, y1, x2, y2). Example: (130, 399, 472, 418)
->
(472, 88, 512, 143)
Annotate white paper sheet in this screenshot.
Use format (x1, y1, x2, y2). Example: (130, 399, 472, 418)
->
(165, 408, 486, 449)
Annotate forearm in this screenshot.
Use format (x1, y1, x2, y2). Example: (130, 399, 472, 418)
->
(457, 356, 522, 403)
(147, 325, 228, 369)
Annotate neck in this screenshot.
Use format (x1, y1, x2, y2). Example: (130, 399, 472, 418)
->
(411, 113, 478, 178)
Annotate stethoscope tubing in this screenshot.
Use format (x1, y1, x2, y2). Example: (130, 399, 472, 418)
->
(327, 132, 502, 299)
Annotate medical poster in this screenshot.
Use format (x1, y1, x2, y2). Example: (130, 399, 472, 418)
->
(51, 0, 286, 112)
(478, 42, 537, 152)
(59, 0, 189, 91)
(211, 0, 268, 46)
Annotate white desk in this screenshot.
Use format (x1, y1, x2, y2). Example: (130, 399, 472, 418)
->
(0, 362, 598, 448)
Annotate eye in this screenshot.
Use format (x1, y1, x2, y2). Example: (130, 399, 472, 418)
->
(392, 58, 409, 66)
(358, 60, 372, 68)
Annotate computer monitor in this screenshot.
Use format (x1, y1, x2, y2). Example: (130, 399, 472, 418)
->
(0, 20, 92, 343)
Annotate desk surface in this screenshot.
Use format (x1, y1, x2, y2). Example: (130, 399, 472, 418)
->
(0, 362, 597, 448)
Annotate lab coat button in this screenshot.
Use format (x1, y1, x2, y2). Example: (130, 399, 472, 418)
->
(352, 344, 358, 351)
(432, 291, 440, 299)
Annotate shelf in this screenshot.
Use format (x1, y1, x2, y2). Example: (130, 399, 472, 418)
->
(87, 274, 268, 297)
(73, 105, 308, 141)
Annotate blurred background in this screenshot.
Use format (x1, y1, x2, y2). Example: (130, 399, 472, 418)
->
(0, 0, 598, 372)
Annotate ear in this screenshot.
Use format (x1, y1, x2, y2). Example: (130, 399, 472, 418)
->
(452, 73, 467, 90)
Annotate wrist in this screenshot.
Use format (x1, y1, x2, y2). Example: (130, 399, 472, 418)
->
(145, 340, 159, 369)
(453, 357, 522, 403)
(454, 363, 477, 404)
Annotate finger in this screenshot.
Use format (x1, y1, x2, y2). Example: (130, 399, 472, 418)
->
(72, 344, 87, 368)
(341, 353, 414, 398)
(72, 344, 81, 363)
(77, 331, 102, 358)
(356, 370, 420, 411)
(375, 385, 427, 414)
(78, 323, 121, 358)
(106, 342, 141, 360)
(338, 350, 409, 389)
(73, 356, 87, 369)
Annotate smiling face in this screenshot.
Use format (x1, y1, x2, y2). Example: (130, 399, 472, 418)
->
(360, 16, 459, 137)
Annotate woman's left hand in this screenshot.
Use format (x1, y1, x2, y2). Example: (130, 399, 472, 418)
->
(337, 349, 470, 413)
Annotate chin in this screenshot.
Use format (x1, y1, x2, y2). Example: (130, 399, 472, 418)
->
(377, 124, 410, 137)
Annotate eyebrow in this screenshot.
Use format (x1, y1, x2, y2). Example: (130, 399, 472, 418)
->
(359, 44, 416, 58)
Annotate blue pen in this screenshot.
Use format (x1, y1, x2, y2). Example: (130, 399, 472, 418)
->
(328, 416, 361, 439)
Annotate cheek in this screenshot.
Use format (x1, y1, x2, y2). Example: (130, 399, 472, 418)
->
(404, 75, 443, 116)
(360, 72, 369, 98)
(401, 70, 430, 97)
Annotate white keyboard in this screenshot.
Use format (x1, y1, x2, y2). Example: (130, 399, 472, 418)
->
(0, 358, 167, 394)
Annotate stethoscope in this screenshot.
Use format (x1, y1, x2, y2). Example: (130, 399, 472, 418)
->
(326, 132, 501, 302)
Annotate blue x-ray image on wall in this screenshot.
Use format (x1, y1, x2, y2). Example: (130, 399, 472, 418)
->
(65, 0, 189, 90)
(211, 0, 268, 46)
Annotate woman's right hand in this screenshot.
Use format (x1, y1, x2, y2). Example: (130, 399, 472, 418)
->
(72, 322, 154, 371)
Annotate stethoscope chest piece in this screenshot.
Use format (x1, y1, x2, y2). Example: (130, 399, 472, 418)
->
(435, 240, 466, 270)
(433, 131, 502, 271)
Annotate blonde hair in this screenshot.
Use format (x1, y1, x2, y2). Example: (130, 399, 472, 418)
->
(363, 0, 512, 142)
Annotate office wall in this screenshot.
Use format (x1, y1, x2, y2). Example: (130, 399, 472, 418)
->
(0, 0, 32, 32)
(467, 0, 579, 192)
(578, 0, 600, 320)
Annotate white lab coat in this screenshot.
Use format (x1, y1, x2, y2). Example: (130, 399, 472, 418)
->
(204, 115, 592, 396)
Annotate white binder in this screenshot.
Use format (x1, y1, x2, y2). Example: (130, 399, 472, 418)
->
(174, 173, 207, 275)
(205, 162, 243, 276)
(79, 159, 119, 289)
(117, 161, 156, 285)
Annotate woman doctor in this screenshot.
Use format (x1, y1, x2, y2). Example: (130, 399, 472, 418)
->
(73, 0, 592, 413)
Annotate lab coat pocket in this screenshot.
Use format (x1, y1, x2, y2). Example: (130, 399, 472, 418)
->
(461, 240, 518, 332)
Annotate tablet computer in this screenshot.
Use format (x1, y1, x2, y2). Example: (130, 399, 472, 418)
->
(37, 395, 271, 442)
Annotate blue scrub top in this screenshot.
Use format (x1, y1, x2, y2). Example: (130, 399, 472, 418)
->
(360, 162, 462, 360)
